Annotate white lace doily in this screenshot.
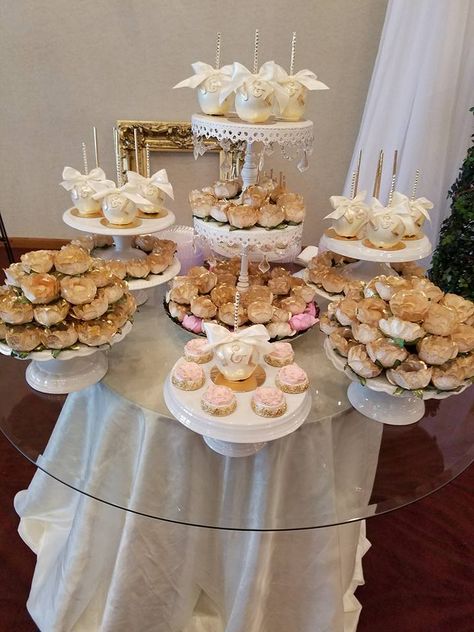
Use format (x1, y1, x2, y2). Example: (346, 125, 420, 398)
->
(191, 114, 314, 171)
(194, 218, 303, 261)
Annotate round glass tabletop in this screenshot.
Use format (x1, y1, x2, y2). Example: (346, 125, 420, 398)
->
(1, 289, 473, 531)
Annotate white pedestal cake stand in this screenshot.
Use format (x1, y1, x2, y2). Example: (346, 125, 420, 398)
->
(191, 114, 314, 291)
(324, 338, 470, 425)
(164, 358, 311, 457)
(319, 232, 432, 282)
(0, 321, 132, 395)
(63, 208, 179, 304)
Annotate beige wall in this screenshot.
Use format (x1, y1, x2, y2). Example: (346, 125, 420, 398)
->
(0, 0, 387, 245)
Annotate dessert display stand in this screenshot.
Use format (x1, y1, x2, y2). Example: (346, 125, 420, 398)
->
(63, 208, 180, 305)
(191, 114, 314, 290)
(324, 338, 469, 425)
(0, 321, 132, 395)
(319, 231, 432, 282)
(164, 357, 311, 457)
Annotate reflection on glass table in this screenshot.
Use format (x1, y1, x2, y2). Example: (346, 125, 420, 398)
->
(1, 289, 473, 531)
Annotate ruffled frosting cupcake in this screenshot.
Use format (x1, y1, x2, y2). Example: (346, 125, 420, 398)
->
(264, 342, 295, 367)
(251, 386, 287, 417)
(171, 360, 205, 391)
(184, 338, 213, 364)
(201, 384, 236, 416)
(276, 363, 309, 393)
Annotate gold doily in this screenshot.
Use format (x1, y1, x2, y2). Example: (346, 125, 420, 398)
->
(99, 217, 142, 229)
(210, 365, 266, 392)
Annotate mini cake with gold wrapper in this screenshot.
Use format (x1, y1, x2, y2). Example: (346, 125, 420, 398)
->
(251, 386, 287, 417)
(201, 384, 237, 416)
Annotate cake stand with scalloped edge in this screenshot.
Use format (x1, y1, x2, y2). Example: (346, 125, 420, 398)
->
(324, 338, 470, 425)
(163, 357, 311, 457)
(0, 321, 132, 394)
(193, 218, 303, 263)
(191, 114, 314, 290)
(63, 207, 179, 304)
(319, 232, 432, 282)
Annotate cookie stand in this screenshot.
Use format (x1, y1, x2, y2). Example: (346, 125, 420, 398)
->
(191, 114, 314, 291)
(0, 322, 132, 395)
(324, 338, 469, 425)
(164, 358, 311, 457)
(62, 209, 180, 305)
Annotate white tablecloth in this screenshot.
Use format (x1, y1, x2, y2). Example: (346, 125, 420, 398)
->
(14, 298, 382, 632)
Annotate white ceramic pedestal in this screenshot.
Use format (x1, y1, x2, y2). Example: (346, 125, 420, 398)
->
(318, 232, 432, 282)
(163, 359, 312, 457)
(1, 322, 132, 395)
(203, 437, 267, 457)
(26, 352, 108, 394)
(346, 382, 425, 425)
(324, 338, 470, 426)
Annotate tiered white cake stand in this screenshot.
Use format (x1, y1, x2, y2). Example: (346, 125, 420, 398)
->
(0, 321, 132, 395)
(63, 208, 180, 305)
(191, 114, 314, 290)
(164, 357, 311, 457)
(324, 338, 469, 425)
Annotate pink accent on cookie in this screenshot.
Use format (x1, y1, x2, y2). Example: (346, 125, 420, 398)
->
(182, 314, 203, 333)
(289, 313, 317, 332)
(269, 342, 293, 359)
(185, 338, 210, 354)
(174, 361, 204, 381)
(254, 386, 285, 406)
(278, 363, 308, 385)
(202, 384, 235, 406)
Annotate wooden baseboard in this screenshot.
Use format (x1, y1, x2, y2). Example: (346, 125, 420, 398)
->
(4, 237, 69, 250)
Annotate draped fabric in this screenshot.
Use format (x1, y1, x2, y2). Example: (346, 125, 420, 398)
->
(14, 381, 379, 632)
(344, 0, 474, 247)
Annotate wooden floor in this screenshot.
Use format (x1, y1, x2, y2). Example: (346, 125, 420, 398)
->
(1, 246, 473, 631)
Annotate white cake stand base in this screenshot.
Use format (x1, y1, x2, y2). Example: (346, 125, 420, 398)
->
(347, 382, 425, 425)
(25, 352, 108, 394)
(203, 437, 267, 457)
(343, 260, 395, 282)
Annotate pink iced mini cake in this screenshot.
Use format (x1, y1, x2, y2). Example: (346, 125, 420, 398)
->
(184, 338, 213, 364)
(264, 341, 295, 367)
(171, 360, 205, 391)
(251, 386, 287, 417)
(201, 384, 237, 416)
(276, 363, 309, 394)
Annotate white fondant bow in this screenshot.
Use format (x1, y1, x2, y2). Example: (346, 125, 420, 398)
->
(204, 322, 272, 353)
(325, 191, 368, 221)
(219, 61, 289, 110)
(126, 169, 174, 200)
(92, 183, 150, 206)
(60, 166, 115, 192)
(391, 191, 433, 222)
(369, 197, 407, 218)
(173, 62, 233, 90)
(275, 65, 329, 91)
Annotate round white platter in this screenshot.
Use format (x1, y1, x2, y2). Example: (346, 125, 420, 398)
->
(63, 207, 176, 236)
(0, 321, 132, 395)
(319, 232, 432, 263)
(163, 357, 311, 457)
(324, 338, 470, 425)
(194, 217, 303, 262)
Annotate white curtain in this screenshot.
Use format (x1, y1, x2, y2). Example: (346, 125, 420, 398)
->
(344, 0, 474, 246)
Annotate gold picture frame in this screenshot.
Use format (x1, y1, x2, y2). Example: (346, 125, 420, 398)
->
(116, 119, 235, 179)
